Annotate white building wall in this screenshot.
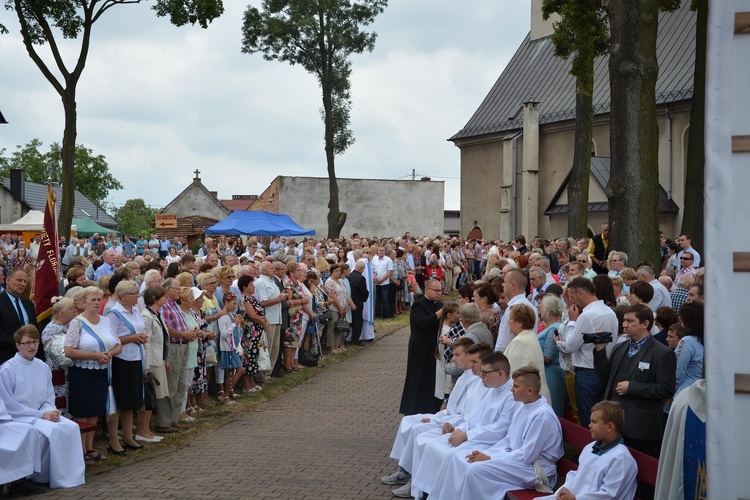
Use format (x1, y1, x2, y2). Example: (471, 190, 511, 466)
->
(277, 177, 444, 238)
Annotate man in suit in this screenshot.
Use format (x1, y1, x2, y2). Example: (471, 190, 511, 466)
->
(594, 303, 675, 457)
(0, 269, 41, 364)
(347, 260, 369, 347)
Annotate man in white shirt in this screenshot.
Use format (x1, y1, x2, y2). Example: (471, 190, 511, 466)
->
(495, 269, 537, 352)
(254, 262, 287, 380)
(371, 246, 394, 319)
(554, 276, 618, 427)
(28, 234, 41, 261)
(675, 233, 701, 271)
(607, 252, 628, 277)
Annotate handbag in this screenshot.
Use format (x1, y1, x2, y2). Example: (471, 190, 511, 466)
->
(205, 340, 218, 365)
(46, 334, 73, 368)
(144, 372, 159, 411)
(334, 318, 350, 333)
(318, 310, 333, 323)
(298, 346, 319, 367)
(257, 332, 272, 371)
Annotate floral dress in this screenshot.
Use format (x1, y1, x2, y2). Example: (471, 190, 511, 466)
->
(283, 277, 304, 349)
(242, 295, 265, 376)
(395, 259, 409, 302)
(201, 294, 221, 368)
(190, 309, 209, 395)
(41, 321, 70, 418)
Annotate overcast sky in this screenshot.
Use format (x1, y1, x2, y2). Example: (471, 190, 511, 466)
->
(0, 1, 531, 212)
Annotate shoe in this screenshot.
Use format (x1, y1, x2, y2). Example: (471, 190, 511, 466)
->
(135, 435, 162, 443)
(219, 396, 238, 405)
(391, 480, 413, 498)
(381, 470, 411, 485)
(123, 441, 144, 450)
(107, 445, 127, 456)
(352, 340, 364, 347)
(5, 479, 49, 496)
(155, 426, 178, 434)
(179, 414, 196, 423)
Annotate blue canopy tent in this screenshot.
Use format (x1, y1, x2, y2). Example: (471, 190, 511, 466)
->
(205, 210, 315, 236)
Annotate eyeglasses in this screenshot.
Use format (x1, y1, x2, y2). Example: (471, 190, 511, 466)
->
(426, 287, 442, 292)
(205, 281, 218, 286)
(680, 257, 693, 260)
(480, 368, 502, 377)
(18, 340, 40, 346)
(226, 275, 236, 279)
(577, 259, 587, 263)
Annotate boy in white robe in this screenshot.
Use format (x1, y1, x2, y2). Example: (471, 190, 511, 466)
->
(0, 394, 40, 491)
(391, 342, 493, 495)
(409, 350, 520, 498)
(383, 338, 483, 486)
(432, 365, 563, 500)
(0, 326, 85, 489)
(538, 400, 637, 500)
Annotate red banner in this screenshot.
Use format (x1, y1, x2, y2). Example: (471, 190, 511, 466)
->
(32, 185, 61, 322)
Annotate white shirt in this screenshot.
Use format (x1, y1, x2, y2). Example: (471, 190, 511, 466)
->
(107, 302, 146, 362)
(255, 274, 282, 324)
(557, 300, 619, 369)
(371, 255, 393, 286)
(648, 278, 672, 311)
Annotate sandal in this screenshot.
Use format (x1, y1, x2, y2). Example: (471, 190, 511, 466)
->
(229, 391, 239, 399)
(219, 396, 237, 405)
(86, 450, 108, 462)
(84, 455, 95, 466)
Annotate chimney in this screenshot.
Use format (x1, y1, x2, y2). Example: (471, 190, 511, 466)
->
(209, 191, 218, 199)
(10, 169, 25, 202)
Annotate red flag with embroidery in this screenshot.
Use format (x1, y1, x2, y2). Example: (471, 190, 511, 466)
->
(32, 185, 61, 322)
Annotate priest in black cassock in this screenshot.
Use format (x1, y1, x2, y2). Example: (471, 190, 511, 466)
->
(399, 279, 443, 415)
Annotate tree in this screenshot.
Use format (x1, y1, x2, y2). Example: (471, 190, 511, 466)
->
(543, 0, 609, 238)
(241, 0, 388, 238)
(681, 0, 706, 250)
(6, 0, 224, 240)
(0, 138, 123, 208)
(110, 198, 160, 236)
(604, 0, 680, 268)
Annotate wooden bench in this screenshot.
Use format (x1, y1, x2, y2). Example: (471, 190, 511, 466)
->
(506, 417, 659, 500)
(51, 368, 97, 434)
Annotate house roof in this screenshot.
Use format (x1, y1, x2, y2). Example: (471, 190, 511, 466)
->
(161, 176, 231, 220)
(544, 157, 680, 216)
(450, 2, 695, 141)
(0, 178, 118, 228)
(220, 195, 258, 212)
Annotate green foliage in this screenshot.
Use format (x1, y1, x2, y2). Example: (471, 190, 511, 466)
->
(0, 139, 123, 208)
(109, 198, 160, 237)
(152, 0, 225, 28)
(542, 0, 609, 78)
(241, 0, 387, 155)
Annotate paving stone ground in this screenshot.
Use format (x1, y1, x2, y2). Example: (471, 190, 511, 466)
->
(45, 327, 411, 499)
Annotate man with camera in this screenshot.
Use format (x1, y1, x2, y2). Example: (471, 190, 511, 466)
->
(554, 276, 618, 427)
(593, 303, 675, 458)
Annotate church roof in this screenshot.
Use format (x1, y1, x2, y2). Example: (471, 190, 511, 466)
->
(450, 3, 695, 141)
(544, 157, 680, 216)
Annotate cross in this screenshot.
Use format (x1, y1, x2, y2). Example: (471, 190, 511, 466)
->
(193, 169, 200, 180)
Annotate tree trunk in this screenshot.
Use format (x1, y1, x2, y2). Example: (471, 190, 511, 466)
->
(567, 61, 595, 238)
(58, 90, 77, 240)
(681, 0, 706, 250)
(605, 0, 661, 268)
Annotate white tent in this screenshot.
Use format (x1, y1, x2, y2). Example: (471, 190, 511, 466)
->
(0, 210, 45, 232)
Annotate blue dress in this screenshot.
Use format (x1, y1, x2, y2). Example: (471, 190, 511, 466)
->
(221, 326, 243, 370)
(675, 335, 703, 396)
(537, 322, 566, 416)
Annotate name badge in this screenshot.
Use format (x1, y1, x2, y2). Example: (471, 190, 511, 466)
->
(638, 362, 650, 371)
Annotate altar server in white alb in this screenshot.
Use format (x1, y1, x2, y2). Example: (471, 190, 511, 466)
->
(538, 400, 637, 500)
(432, 365, 563, 500)
(390, 342, 493, 495)
(382, 338, 484, 488)
(0, 325, 86, 489)
(0, 393, 39, 489)
(409, 350, 519, 499)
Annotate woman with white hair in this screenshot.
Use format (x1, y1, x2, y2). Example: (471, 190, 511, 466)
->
(41, 297, 78, 418)
(536, 294, 565, 416)
(138, 269, 163, 312)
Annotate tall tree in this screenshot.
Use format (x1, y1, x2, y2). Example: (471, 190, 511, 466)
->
(604, 0, 680, 267)
(241, 0, 388, 238)
(110, 198, 160, 236)
(543, 0, 609, 238)
(0, 138, 123, 208)
(681, 0, 706, 250)
(6, 0, 224, 239)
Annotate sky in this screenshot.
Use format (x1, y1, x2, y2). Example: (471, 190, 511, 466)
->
(0, 1, 531, 213)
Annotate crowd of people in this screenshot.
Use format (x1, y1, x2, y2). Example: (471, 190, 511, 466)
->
(382, 223, 705, 499)
(0, 226, 705, 497)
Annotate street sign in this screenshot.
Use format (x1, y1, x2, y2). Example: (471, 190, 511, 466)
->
(155, 214, 177, 229)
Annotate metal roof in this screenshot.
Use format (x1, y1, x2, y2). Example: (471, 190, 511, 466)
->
(544, 157, 680, 215)
(450, 2, 695, 141)
(0, 178, 118, 228)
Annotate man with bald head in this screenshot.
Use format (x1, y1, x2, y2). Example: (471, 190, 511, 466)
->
(256, 260, 288, 379)
(347, 260, 369, 346)
(94, 249, 117, 282)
